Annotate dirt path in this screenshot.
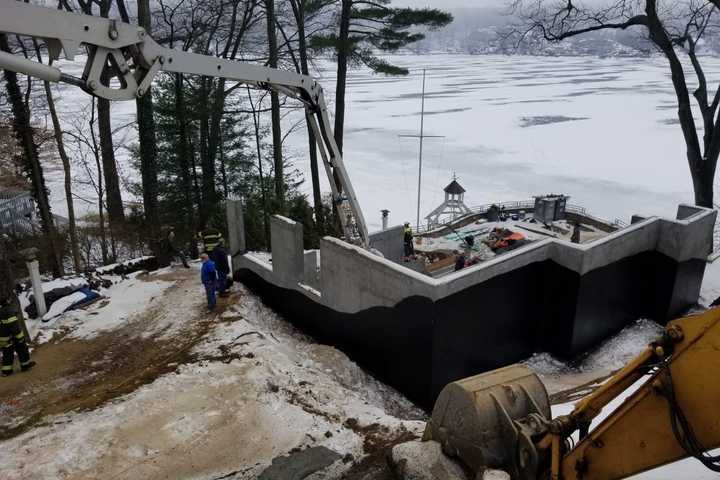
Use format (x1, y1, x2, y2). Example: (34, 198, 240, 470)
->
(0, 268, 240, 441)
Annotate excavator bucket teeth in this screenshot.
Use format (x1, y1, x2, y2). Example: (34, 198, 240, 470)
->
(424, 364, 550, 478)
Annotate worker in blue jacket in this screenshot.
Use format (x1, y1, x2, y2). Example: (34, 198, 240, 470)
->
(200, 253, 218, 311)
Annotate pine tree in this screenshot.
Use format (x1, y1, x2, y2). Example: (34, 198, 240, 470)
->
(309, 0, 452, 154)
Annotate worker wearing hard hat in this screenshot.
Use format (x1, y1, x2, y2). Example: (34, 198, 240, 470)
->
(202, 228, 223, 254)
(0, 296, 35, 377)
(403, 222, 414, 257)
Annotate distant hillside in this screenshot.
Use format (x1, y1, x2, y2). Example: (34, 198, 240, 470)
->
(409, 6, 685, 57)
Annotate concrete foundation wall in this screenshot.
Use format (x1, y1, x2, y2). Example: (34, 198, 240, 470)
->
(232, 205, 717, 407)
(270, 216, 304, 288)
(245, 206, 716, 315)
(369, 225, 405, 263)
(303, 250, 320, 289)
(226, 200, 246, 257)
(320, 238, 434, 312)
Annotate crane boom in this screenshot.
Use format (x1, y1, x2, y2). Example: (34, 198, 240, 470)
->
(0, 0, 369, 247)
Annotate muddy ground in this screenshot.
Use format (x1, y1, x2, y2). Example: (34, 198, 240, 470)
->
(0, 271, 236, 440)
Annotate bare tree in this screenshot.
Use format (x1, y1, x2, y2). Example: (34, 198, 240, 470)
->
(0, 33, 64, 277)
(85, 0, 126, 228)
(265, 0, 285, 211)
(66, 100, 110, 265)
(508, 0, 720, 208)
(33, 41, 82, 273)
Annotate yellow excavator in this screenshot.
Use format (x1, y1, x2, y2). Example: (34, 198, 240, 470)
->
(425, 306, 720, 479)
(0, 3, 718, 479)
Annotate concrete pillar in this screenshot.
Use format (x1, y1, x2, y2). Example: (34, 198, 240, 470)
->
(270, 215, 304, 287)
(381, 209, 389, 231)
(27, 260, 46, 317)
(226, 199, 246, 256)
(303, 250, 320, 289)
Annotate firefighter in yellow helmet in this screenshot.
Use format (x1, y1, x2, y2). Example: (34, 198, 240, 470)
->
(1, 295, 35, 377)
(202, 227, 223, 254)
(403, 222, 414, 257)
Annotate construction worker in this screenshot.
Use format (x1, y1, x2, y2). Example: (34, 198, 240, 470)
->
(1, 296, 35, 376)
(403, 222, 414, 257)
(212, 239, 230, 297)
(571, 222, 581, 244)
(166, 228, 190, 268)
(202, 227, 223, 254)
(200, 253, 218, 311)
(454, 250, 466, 272)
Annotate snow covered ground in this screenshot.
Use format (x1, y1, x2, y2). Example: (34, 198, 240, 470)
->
(22, 270, 175, 344)
(1, 269, 424, 479)
(3, 256, 720, 478)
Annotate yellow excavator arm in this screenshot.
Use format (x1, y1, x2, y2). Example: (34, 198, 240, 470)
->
(426, 306, 720, 480)
(557, 307, 720, 479)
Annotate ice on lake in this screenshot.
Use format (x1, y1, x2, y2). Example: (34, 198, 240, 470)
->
(43, 53, 720, 233)
(283, 54, 717, 231)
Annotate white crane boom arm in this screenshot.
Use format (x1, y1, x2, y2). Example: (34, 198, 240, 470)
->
(0, 0, 368, 247)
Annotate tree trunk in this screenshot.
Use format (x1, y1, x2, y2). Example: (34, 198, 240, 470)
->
(0, 34, 63, 277)
(292, 0, 324, 231)
(44, 78, 81, 272)
(248, 87, 271, 247)
(334, 0, 352, 156)
(136, 0, 161, 252)
(265, 0, 284, 210)
(199, 76, 216, 228)
(208, 79, 225, 164)
(174, 73, 196, 232)
(97, 1, 125, 228)
(692, 154, 716, 208)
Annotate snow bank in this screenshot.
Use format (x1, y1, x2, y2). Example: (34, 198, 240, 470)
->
(525, 319, 663, 378)
(700, 258, 720, 307)
(28, 271, 175, 343)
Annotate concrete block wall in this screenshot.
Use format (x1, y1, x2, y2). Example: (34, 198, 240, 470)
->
(368, 225, 405, 263)
(270, 215, 304, 288)
(249, 206, 716, 316)
(304, 250, 320, 289)
(233, 205, 717, 407)
(319, 237, 435, 312)
(226, 199, 246, 257)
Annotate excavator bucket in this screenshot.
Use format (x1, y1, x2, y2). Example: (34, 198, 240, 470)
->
(424, 364, 551, 479)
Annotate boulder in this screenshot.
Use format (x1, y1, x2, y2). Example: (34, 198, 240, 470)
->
(389, 440, 467, 480)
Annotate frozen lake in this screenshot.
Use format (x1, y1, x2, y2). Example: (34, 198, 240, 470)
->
(285, 54, 720, 231)
(44, 53, 720, 232)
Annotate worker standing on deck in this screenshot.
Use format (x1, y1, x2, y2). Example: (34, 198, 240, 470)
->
(212, 239, 230, 297)
(403, 222, 414, 257)
(0, 296, 35, 376)
(571, 221, 581, 244)
(200, 253, 218, 311)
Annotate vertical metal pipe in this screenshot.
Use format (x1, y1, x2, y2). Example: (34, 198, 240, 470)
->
(28, 260, 46, 318)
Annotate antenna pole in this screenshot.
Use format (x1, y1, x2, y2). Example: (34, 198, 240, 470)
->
(416, 69, 426, 231)
(398, 68, 443, 231)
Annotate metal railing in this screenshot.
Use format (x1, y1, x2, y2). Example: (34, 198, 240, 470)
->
(0, 191, 35, 234)
(417, 199, 626, 234)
